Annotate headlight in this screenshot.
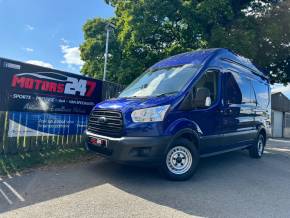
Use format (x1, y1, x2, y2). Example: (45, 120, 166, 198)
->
(131, 105, 170, 122)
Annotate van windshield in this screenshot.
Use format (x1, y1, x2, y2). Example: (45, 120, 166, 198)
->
(119, 64, 199, 98)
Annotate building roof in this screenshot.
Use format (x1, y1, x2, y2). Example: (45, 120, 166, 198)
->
(272, 92, 290, 112)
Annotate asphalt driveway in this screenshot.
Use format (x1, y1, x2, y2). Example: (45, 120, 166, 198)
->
(0, 139, 290, 218)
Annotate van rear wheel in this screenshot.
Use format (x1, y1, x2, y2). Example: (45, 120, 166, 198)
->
(249, 134, 265, 159)
(160, 138, 199, 181)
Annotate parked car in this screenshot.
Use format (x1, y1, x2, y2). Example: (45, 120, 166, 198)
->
(85, 48, 271, 180)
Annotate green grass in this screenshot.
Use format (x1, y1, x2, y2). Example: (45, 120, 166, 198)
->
(0, 147, 94, 176)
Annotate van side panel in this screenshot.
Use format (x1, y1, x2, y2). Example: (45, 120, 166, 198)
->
(252, 79, 271, 138)
(222, 70, 257, 146)
(165, 109, 224, 154)
(164, 68, 225, 155)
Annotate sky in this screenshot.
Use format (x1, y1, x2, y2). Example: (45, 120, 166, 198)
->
(0, 0, 289, 98)
(0, 0, 114, 73)
(271, 83, 290, 98)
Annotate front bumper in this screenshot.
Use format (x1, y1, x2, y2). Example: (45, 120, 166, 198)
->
(85, 131, 171, 165)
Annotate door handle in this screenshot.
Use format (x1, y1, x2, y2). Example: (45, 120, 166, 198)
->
(226, 108, 233, 113)
(217, 108, 224, 113)
(219, 108, 233, 115)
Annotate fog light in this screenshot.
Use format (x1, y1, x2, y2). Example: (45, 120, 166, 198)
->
(130, 147, 152, 157)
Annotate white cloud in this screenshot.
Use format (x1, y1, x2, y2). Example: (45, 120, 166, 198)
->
(272, 83, 290, 98)
(26, 60, 53, 69)
(25, 24, 35, 31)
(60, 40, 84, 68)
(272, 83, 290, 93)
(23, 47, 34, 52)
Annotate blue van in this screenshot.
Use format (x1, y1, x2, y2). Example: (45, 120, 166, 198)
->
(85, 48, 271, 180)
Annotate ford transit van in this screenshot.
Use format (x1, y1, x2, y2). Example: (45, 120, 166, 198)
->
(85, 48, 271, 180)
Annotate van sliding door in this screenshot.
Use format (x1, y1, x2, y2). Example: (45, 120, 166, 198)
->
(222, 71, 257, 148)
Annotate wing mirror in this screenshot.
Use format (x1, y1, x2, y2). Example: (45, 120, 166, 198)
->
(205, 96, 212, 107)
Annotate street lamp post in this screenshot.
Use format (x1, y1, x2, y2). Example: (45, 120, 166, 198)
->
(103, 23, 115, 81)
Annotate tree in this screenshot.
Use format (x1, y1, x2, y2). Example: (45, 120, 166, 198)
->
(258, 0, 290, 84)
(80, 0, 289, 85)
(209, 0, 290, 84)
(80, 18, 122, 82)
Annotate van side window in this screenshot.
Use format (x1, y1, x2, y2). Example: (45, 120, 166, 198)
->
(223, 72, 256, 105)
(223, 72, 242, 104)
(253, 80, 269, 107)
(192, 70, 219, 109)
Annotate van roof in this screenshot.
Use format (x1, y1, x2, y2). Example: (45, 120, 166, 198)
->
(149, 48, 267, 79)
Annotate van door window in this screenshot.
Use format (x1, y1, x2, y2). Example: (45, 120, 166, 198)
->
(252, 80, 269, 108)
(223, 72, 256, 106)
(223, 72, 242, 104)
(192, 70, 219, 109)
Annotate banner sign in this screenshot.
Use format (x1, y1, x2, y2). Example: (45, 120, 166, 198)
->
(0, 58, 102, 114)
(8, 111, 88, 137)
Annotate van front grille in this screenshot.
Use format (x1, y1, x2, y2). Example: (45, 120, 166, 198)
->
(87, 109, 123, 137)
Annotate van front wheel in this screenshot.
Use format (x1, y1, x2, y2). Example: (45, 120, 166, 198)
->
(160, 138, 199, 181)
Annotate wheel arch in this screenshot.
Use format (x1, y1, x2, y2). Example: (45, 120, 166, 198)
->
(167, 128, 200, 152)
(258, 127, 267, 143)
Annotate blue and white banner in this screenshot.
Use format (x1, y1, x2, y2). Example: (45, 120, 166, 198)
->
(0, 57, 102, 114)
(8, 112, 88, 137)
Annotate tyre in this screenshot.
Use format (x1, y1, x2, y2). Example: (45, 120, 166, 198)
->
(249, 133, 265, 159)
(160, 138, 199, 181)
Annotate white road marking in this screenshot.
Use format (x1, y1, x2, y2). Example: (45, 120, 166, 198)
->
(269, 138, 290, 144)
(0, 188, 13, 205)
(2, 182, 25, 202)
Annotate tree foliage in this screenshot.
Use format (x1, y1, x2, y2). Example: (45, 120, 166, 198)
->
(80, 0, 290, 85)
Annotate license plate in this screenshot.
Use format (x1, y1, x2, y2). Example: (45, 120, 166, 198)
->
(89, 137, 108, 147)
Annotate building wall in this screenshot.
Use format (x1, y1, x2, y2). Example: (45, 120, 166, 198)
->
(284, 112, 290, 138)
(272, 110, 284, 138)
(271, 93, 290, 138)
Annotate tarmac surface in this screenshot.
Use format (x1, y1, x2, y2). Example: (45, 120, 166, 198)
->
(0, 138, 290, 218)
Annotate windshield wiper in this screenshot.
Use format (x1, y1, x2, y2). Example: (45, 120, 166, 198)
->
(124, 95, 149, 99)
(121, 91, 178, 99)
(154, 91, 179, 97)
